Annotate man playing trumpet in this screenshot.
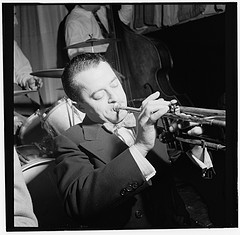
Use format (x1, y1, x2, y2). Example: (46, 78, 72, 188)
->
(53, 53, 212, 229)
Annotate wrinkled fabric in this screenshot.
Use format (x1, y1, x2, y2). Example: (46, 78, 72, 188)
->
(177, 4, 206, 22)
(14, 40, 33, 88)
(130, 4, 224, 32)
(14, 148, 38, 227)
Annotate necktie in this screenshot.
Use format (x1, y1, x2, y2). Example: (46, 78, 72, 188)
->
(186, 144, 216, 179)
(103, 113, 136, 134)
(94, 12, 109, 38)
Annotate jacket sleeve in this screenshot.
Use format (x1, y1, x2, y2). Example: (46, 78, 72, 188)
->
(53, 134, 150, 220)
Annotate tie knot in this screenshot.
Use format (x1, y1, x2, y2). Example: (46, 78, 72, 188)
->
(103, 113, 136, 133)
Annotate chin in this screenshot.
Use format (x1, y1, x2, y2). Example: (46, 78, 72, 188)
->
(117, 111, 128, 122)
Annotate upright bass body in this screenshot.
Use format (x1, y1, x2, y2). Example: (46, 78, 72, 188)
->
(118, 20, 192, 106)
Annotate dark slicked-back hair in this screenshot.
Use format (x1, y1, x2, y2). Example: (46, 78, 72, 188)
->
(62, 53, 107, 102)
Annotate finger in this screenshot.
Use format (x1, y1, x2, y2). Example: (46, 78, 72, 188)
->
(142, 91, 161, 106)
(38, 80, 43, 88)
(138, 97, 170, 125)
(149, 105, 169, 122)
(143, 99, 169, 116)
(26, 78, 36, 90)
(35, 78, 43, 89)
(25, 82, 30, 90)
(188, 121, 199, 127)
(35, 77, 42, 84)
(169, 122, 178, 132)
(177, 121, 199, 129)
(29, 85, 37, 91)
(29, 81, 39, 90)
(187, 126, 203, 135)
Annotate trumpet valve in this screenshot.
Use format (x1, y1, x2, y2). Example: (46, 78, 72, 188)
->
(169, 99, 179, 114)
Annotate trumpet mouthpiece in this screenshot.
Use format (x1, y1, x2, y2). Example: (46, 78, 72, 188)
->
(113, 103, 142, 113)
(113, 103, 121, 112)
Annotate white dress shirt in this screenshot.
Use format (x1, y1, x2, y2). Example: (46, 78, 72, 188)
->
(118, 5, 134, 25)
(14, 40, 33, 88)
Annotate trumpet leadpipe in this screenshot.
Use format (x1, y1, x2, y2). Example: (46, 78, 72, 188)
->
(114, 104, 225, 127)
(114, 100, 176, 113)
(113, 104, 141, 113)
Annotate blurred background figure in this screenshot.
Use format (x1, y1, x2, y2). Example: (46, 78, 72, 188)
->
(118, 5, 134, 26)
(14, 40, 43, 91)
(65, 4, 109, 60)
(14, 5, 43, 117)
(14, 147, 38, 227)
(14, 5, 43, 92)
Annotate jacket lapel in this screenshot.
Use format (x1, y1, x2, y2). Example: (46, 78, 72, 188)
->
(78, 115, 170, 165)
(80, 116, 128, 164)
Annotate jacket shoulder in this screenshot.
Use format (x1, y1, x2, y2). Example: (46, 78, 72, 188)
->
(62, 124, 84, 145)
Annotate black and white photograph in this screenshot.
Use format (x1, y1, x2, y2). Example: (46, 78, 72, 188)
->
(1, 1, 238, 234)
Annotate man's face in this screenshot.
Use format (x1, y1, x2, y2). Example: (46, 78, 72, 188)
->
(75, 61, 128, 124)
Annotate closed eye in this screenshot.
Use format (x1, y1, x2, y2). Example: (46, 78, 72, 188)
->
(92, 90, 105, 100)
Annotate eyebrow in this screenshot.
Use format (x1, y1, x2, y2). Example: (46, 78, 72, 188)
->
(91, 77, 118, 97)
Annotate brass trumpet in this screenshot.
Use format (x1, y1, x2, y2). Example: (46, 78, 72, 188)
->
(113, 101, 225, 127)
(113, 101, 226, 150)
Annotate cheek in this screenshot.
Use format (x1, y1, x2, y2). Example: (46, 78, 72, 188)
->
(116, 86, 127, 102)
(89, 101, 108, 115)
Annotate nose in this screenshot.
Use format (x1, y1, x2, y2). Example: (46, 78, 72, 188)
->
(108, 90, 118, 103)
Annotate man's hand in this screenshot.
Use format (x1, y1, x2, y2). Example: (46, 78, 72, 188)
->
(25, 76, 43, 90)
(168, 113, 208, 163)
(168, 111, 203, 136)
(134, 92, 170, 156)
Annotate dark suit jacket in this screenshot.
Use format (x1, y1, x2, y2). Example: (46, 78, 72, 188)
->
(53, 115, 190, 229)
